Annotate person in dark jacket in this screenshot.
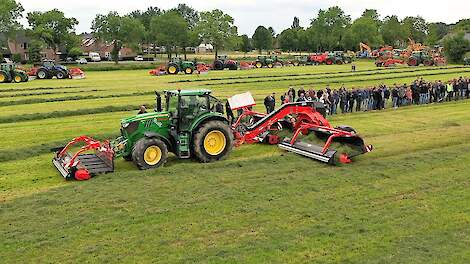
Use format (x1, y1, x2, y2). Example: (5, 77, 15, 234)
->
(349, 90, 356, 113)
(264, 93, 276, 113)
(225, 101, 235, 124)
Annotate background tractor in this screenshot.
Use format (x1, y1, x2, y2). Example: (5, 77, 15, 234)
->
(254, 55, 278, 68)
(166, 58, 196, 75)
(326, 51, 352, 65)
(0, 63, 28, 83)
(407, 51, 435, 66)
(464, 57, 470, 66)
(35, 60, 70, 79)
(213, 55, 238, 70)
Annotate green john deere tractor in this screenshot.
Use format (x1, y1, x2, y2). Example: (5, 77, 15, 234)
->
(115, 89, 233, 169)
(327, 51, 352, 65)
(254, 55, 277, 68)
(407, 51, 434, 66)
(166, 58, 196, 75)
(0, 63, 29, 83)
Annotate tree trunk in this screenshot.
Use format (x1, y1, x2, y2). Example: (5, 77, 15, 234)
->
(183, 46, 187, 60)
(215, 46, 218, 61)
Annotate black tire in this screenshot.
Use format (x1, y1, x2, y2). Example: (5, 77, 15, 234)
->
(227, 63, 238, 70)
(123, 154, 133, 161)
(214, 60, 224, 70)
(132, 138, 168, 170)
(37, 69, 48, 79)
(192, 120, 233, 163)
(56, 71, 67, 79)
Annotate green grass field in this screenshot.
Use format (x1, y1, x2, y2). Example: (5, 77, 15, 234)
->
(1, 61, 469, 263)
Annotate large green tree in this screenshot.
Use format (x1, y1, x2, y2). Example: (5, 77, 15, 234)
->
(129, 7, 161, 56)
(278, 28, 298, 52)
(307, 6, 351, 51)
(240, 34, 252, 54)
(172, 4, 199, 59)
(252, 26, 272, 53)
(150, 10, 189, 59)
(0, 0, 24, 34)
(92, 12, 145, 63)
(27, 9, 78, 54)
(402, 16, 428, 43)
(343, 10, 383, 50)
(427, 22, 450, 45)
(443, 32, 470, 63)
(196, 9, 237, 59)
(381, 15, 407, 46)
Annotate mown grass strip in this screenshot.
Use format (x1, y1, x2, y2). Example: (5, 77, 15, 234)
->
(171, 66, 467, 83)
(0, 133, 119, 163)
(0, 89, 101, 99)
(0, 104, 152, 124)
(205, 69, 470, 86)
(0, 91, 155, 107)
(0, 86, 78, 93)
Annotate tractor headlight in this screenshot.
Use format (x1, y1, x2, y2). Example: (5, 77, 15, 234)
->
(122, 122, 130, 128)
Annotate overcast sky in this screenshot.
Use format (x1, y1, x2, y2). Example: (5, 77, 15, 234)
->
(19, 0, 469, 36)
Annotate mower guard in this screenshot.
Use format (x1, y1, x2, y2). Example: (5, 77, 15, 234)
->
(279, 137, 337, 164)
(52, 136, 114, 180)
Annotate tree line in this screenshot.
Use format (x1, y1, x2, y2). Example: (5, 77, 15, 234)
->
(1, 0, 469, 63)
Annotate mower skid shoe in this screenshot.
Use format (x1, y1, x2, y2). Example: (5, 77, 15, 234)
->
(278, 138, 336, 164)
(52, 152, 74, 180)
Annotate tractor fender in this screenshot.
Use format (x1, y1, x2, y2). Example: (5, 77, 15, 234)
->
(143, 131, 172, 147)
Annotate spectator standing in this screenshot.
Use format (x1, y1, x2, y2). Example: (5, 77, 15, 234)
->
(263, 93, 276, 113)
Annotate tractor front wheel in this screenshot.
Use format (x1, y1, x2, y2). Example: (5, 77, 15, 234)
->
(184, 67, 194, 74)
(192, 121, 233, 163)
(255, 62, 262, 68)
(167, 65, 179, 75)
(56, 71, 67, 79)
(13, 75, 22, 83)
(132, 138, 168, 170)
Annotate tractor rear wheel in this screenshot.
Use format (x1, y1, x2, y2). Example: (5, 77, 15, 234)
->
(0, 72, 7, 83)
(132, 138, 168, 170)
(37, 69, 48, 79)
(214, 60, 224, 70)
(326, 59, 333, 65)
(255, 62, 262, 68)
(192, 121, 233, 163)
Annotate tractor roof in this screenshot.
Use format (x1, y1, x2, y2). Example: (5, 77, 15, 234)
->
(164, 89, 212, 96)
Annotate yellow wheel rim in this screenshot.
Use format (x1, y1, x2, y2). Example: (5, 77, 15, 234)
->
(14, 76, 22, 83)
(169, 66, 177, 74)
(256, 62, 262, 68)
(268, 63, 273, 68)
(144, 146, 162, 165)
(0, 74, 5, 82)
(204, 131, 226, 156)
(185, 68, 192, 74)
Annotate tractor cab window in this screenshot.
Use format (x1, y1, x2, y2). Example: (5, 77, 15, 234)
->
(166, 93, 179, 116)
(179, 95, 209, 131)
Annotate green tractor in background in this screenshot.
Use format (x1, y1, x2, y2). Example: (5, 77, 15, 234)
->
(166, 58, 197, 75)
(407, 51, 434, 66)
(0, 63, 29, 83)
(327, 51, 353, 65)
(115, 89, 233, 169)
(254, 55, 279, 68)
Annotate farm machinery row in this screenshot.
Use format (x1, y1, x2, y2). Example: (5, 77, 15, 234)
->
(149, 52, 355, 76)
(0, 60, 85, 84)
(52, 90, 373, 180)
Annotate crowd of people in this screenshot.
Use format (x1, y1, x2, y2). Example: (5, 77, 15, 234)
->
(264, 76, 470, 115)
